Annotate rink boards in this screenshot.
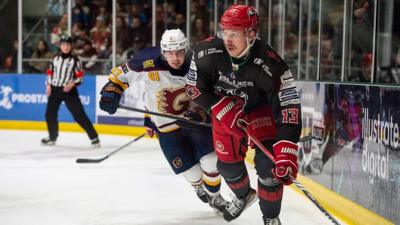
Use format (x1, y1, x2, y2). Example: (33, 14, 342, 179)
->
(0, 74, 398, 224)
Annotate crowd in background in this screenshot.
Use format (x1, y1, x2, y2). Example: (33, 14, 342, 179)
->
(0, 0, 214, 75)
(0, 0, 399, 84)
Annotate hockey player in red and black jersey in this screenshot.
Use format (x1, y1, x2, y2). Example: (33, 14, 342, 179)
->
(185, 5, 302, 225)
(99, 29, 227, 215)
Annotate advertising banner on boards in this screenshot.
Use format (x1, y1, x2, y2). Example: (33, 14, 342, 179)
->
(296, 81, 399, 224)
(0, 74, 95, 122)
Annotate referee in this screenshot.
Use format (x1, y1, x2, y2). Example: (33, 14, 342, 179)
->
(41, 35, 100, 147)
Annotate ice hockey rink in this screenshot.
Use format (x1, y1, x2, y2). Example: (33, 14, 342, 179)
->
(0, 130, 346, 225)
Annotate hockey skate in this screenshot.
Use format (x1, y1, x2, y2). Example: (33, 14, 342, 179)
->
(194, 185, 210, 203)
(208, 194, 228, 216)
(263, 216, 282, 225)
(91, 137, 100, 148)
(41, 137, 56, 146)
(222, 188, 258, 221)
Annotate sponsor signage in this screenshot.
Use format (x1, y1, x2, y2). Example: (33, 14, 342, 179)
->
(0, 74, 95, 122)
(296, 82, 399, 224)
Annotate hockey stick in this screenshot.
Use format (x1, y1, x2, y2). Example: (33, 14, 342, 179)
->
(240, 125, 341, 225)
(118, 105, 211, 127)
(76, 133, 146, 163)
(119, 105, 320, 143)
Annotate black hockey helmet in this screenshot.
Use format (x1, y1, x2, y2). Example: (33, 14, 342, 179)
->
(60, 35, 72, 44)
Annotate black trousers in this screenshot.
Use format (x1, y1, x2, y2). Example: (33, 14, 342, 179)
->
(45, 86, 98, 140)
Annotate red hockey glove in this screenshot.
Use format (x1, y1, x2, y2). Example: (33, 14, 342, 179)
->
(272, 140, 299, 185)
(210, 96, 245, 138)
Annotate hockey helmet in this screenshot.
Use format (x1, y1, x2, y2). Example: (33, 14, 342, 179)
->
(60, 35, 72, 44)
(160, 29, 187, 52)
(220, 4, 259, 32)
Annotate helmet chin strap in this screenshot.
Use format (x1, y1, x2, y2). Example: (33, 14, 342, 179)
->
(234, 36, 256, 59)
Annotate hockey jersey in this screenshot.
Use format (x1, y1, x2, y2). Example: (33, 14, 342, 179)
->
(186, 37, 302, 143)
(108, 47, 192, 132)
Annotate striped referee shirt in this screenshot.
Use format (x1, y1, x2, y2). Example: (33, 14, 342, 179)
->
(46, 53, 84, 87)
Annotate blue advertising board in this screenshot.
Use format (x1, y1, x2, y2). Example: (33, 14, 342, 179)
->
(0, 74, 96, 122)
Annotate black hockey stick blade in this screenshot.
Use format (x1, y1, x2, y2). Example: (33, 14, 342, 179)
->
(75, 134, 145, 164)
(76, 156, 108, 163)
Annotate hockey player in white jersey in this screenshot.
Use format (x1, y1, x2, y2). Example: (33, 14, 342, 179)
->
(99, 29, 227, 214)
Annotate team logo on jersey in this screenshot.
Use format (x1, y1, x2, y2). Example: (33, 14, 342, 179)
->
(143, 59, 155, 69)
(254, 58, 264, 65)
(157, 87, 190, 115)
(148, 71, 160, 81)
(185, 85, 201, 100)
(215, 141, 228, 155)
(172, 157, 183, 168)
(198, 50, 205, 58)
(0, 85, 13, 110)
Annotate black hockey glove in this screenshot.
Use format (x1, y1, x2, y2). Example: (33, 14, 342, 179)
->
(99, 81, 124, 114)
(144, 116, 158, 138)
(176, 107, 210, 129)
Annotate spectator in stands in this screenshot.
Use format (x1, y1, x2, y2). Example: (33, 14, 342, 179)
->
(167, 13, 186, 31)
(2, 40, 19, 73)
(116, 2, 128, 21)
(127, 3, 148, 27)
(72, 22, 87, 39)
(189, 1, 200, 24)
(349, 0, 373, 77)
(29, 39, 53, 73)
(0, 48, 4, 69)
(50, 14, 69, 50)
(1, 55, 14, 73)
(72, 0, 91, 28)
(284, 22, 299, 60)
(130, 15, 148, 48)
(164, 2, 177, 28)
(90, 16, 111, 54)
(116, 16, 131, 50)
(320, 23, 339, 81)
(72, 22, 91, 56)
(361, 53, 373, 82)
(352, 0, 373, 54)
(153, 5, 167, 43)
(121, 16, 148, 58)
(191, 17, 208, 44)
(79, 40, 99, 74)
(97, 5, 110, 25)
(349, 53, 373, 82)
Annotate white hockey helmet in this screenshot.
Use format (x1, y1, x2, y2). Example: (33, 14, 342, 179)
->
(160, 29, 187, 52)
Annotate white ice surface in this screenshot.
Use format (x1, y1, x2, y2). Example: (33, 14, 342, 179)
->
(0, 130, 345, 225)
